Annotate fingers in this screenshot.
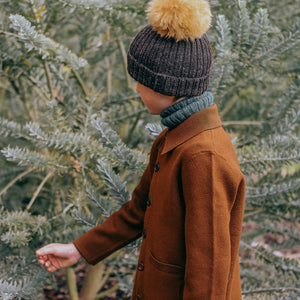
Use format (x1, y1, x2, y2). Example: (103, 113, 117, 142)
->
(37, 255, 57, 272)
(47, 265, 57, 273)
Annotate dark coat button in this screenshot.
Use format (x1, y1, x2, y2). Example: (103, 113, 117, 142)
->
(136, 295, 141, 300)
(142, 229, 147, 238)
(154, 163, 160, 172)
(138, 262, 144, 271)
(146, 197, 151, 206)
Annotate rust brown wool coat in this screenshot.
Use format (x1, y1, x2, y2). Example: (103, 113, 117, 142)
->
(73, 104, 246, 300)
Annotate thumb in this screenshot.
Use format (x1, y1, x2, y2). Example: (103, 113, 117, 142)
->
(36, 243, 59, 256)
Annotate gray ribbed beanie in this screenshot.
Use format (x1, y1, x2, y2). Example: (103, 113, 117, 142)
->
(127, 0, 213, 97)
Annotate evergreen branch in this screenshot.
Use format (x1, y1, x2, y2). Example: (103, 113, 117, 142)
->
(25, 74, 52, 102)
(240, 241, 300, 277)
(91, 117, 147, 171)
(240, 154, 299, 165)
(250, 24, 300, 64)
(1, 145, 68, 171)
(113, 108, 147, 122)
(24, 122, 103, 158)
(242, 287, 300, 295)
(9, 14, 88, 70)
(222, 121, 264, 126)
(96, 159, 130, 206)
(43, 60, 54, 99)
(85, 187, 114, 218)
(117, 36, 131, 90)
(247, 9, 270, 59)
(71, 209, 98, 228)
(267, 84, 300, 124)
(0, 167, 35, 199)
(0, 209, 47, 247)
(145, 123, 164, 137)
(0, 278, 35, 299)
(59, 0, 118, 9)
(25, 171, 55, 211)
(72, 68, 90, 98)
(0, 118, 26, 139)
(210, 15, 235, 98)
(234, 0, 251, 52)
(1, 230, 31, 248)
(260, 220, 300, 242)
(246, 180, 300, 200)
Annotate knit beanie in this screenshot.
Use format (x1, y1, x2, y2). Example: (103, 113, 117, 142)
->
(127, 0, 213, 97)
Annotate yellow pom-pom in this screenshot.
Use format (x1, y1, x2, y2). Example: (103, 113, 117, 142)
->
(147, 0, 212, 41)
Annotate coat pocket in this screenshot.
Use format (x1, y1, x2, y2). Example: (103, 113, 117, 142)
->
(142, 251, 185, 299)
(149, 251, 184, 274)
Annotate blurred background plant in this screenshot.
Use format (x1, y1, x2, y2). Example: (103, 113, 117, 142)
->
(0, 0, 299, 299)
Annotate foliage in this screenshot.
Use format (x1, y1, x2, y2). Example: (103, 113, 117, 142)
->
(0, 0, 299, 299)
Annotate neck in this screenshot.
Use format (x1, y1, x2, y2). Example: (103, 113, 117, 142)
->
(160, 92, 214, 129)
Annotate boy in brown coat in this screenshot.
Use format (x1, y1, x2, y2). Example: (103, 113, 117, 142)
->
(36, 0, 246, 299)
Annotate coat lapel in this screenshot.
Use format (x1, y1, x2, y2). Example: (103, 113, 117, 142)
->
(161, 104, 222, 154)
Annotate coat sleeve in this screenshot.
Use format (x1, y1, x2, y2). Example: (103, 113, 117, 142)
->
(181, 151, 245, 299)
(72, 131, 167, 265)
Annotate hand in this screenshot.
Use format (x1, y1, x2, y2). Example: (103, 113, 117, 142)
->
(36, 243, 82, 273)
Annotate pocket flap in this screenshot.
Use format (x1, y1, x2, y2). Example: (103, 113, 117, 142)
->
(149, 251, 184, 274)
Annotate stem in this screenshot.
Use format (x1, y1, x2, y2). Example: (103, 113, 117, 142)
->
(0, 30, 22, 39)
(26, 171, 54, 211)
(18, 77, 33, 119)
(95, 284, 120, 299)
(0, 167, 35, 198)
(66, 267, 79, 300)
(243, 208, 265, 219)
(97, 266, 114, 289)
(79, 262, 106, 300)
(242, 287, 300, 295)
(72, 68, 90, 98)
(125, 111, 142, 144)
(105, 56, 112, 99)
(25, 74, 51, 102)
(43, 60, 54, 99)
(117, 37, 131, 90)
(222, 121, 264, 126)
(220, 95, 239, 118)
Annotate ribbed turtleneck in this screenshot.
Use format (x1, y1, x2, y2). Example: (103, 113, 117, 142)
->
(160, 92, 214, 129)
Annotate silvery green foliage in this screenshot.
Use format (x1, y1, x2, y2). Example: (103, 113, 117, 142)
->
(59, 0, 118, 9)
(0, 278, 34, 300)
(145, 123, 164, 137)
(9, 14, 87, 70)
(91, 117, 147, 173)
(96, 159, 130, 206)
(209, 0, 300, 110)
(0, 0, 299, 298)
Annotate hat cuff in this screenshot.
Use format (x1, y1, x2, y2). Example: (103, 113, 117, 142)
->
(127, 52, 210, 97)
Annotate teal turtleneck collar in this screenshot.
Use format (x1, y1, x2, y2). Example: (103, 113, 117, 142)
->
(160, 92, 214, 129)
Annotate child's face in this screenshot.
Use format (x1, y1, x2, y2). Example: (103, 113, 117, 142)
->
(136, 82, 177, 115)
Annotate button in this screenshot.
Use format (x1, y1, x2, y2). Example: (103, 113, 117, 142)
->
(138, 262, 144, 271)
(154, 163, 160, 172)
(146, 197, 151, 206)
(142, 230, 147, 238)
(136, 295, 141, 300)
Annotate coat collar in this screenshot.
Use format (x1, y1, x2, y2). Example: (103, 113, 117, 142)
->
(161, 104, 222, 154)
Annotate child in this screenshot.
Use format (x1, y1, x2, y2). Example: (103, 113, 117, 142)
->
(36, 0, 246, 299)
